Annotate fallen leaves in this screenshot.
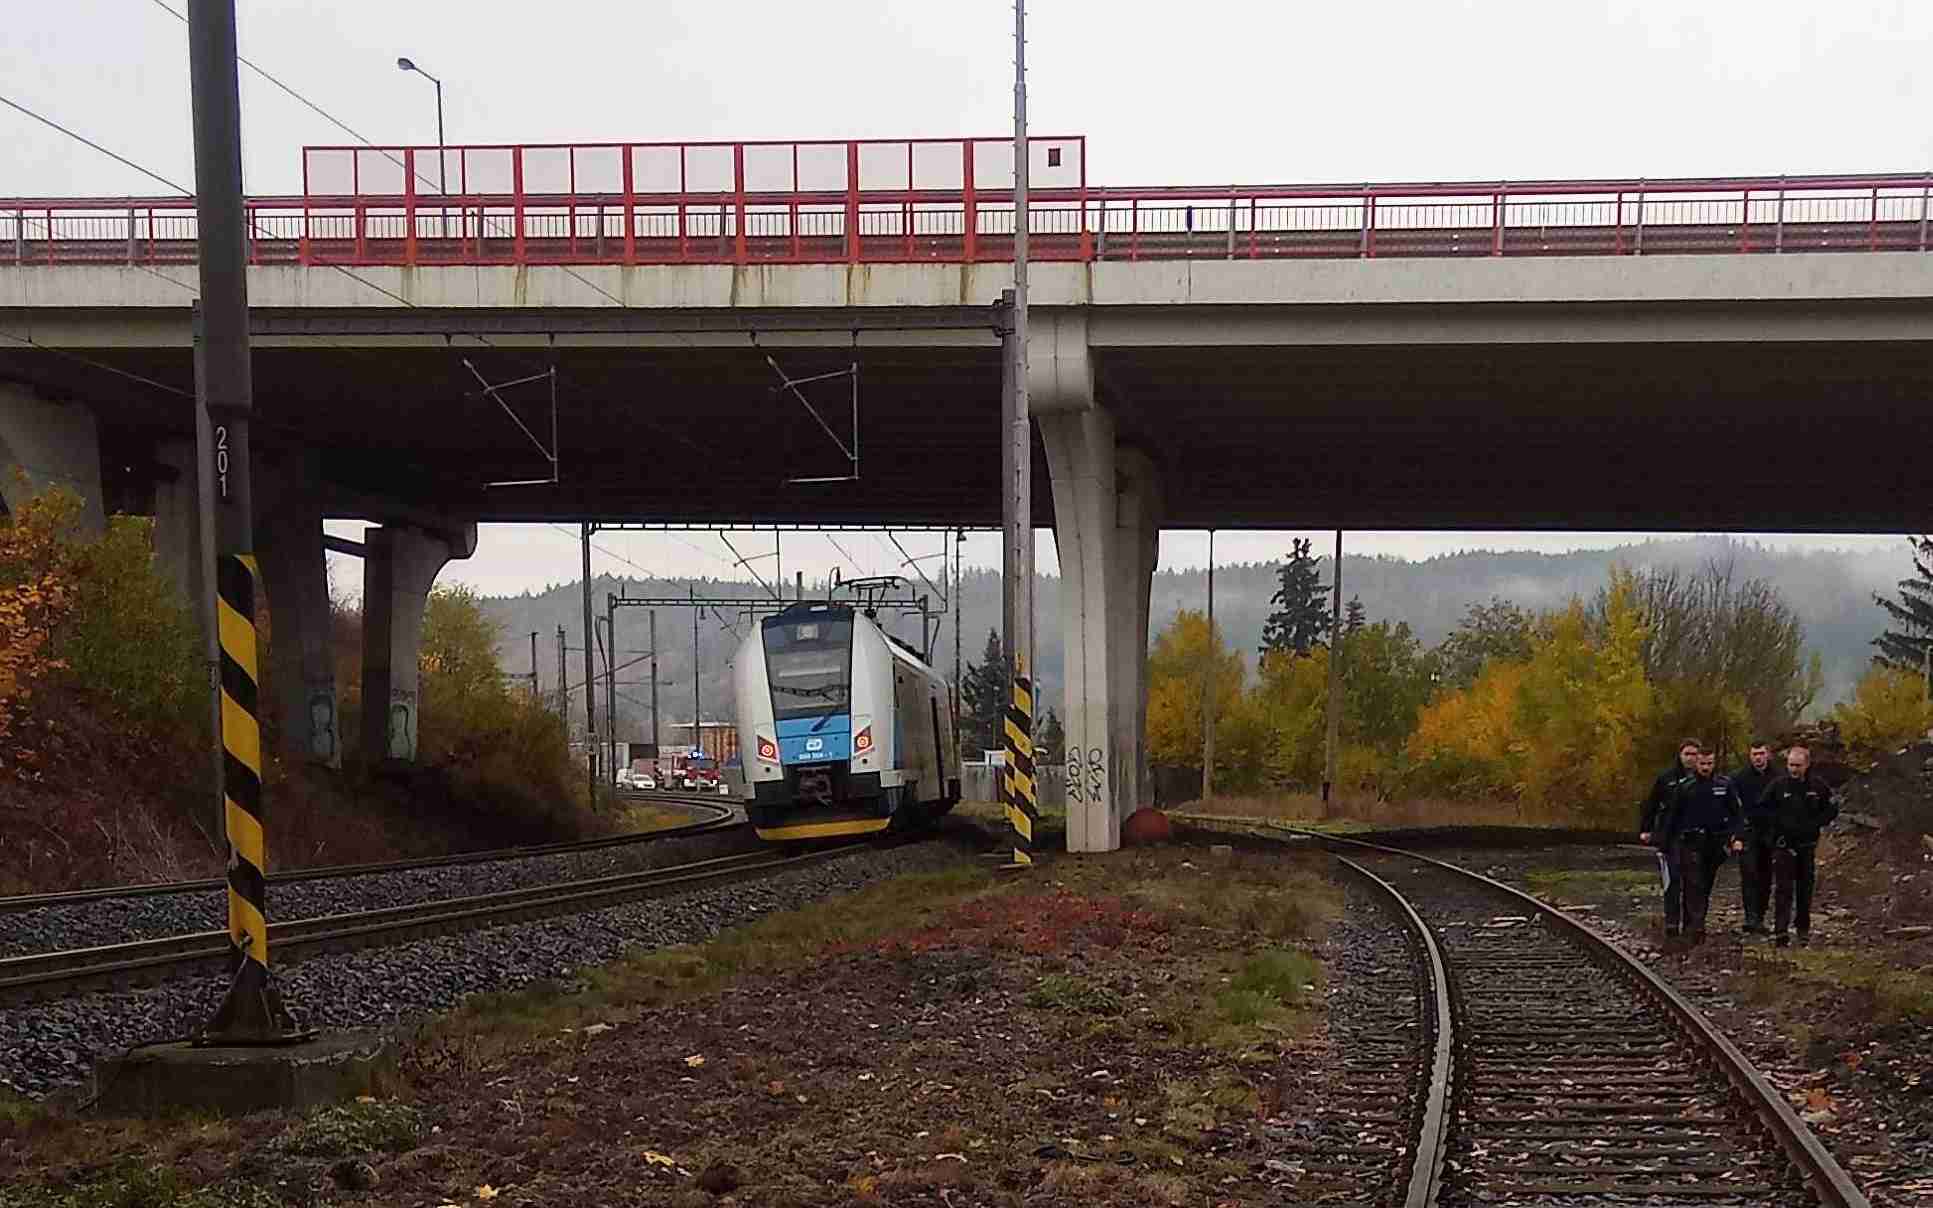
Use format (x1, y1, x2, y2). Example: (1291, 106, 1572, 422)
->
(683, 1053, 706, 1067)
(642, 1150, 677, 1168)
(475, 1187, 499, 1201)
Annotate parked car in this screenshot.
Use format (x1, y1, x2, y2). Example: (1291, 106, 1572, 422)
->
(636, 774, 657, 790)
(614, 768, 635, 789)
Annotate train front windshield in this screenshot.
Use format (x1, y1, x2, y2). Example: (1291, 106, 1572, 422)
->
(762, 615, 854, 720)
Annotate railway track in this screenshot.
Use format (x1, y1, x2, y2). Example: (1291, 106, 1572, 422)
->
(0, 790, 738, 914)
(0, 838, 879, 1008)
(1181, 817, 1872, 1208)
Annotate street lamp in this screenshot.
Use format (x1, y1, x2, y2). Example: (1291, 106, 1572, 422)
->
(395, 56, 447, 238)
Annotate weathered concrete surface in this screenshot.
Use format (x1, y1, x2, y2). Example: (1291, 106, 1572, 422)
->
(0, 382, 104, 531)
(92, 1030, 393, 1116)
(361, 523, 475, 763)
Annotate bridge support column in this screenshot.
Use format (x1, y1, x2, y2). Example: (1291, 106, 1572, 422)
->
(360, 522, 476, 763)
(153, 437, 210, 619)
(256, 453, 340, 769)
(1039, 407, 1163, 853)
(0, 383, 104, 533)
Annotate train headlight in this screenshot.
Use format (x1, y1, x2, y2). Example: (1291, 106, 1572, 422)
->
(756, 736, 778, 763)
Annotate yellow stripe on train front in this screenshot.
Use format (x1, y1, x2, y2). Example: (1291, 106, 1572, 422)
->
(754, 817, 893, 841)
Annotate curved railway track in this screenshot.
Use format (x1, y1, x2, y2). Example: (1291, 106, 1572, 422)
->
(0, 837, 887, 1008)
(1183, 817, 1872, 1208)
(0, 790, 739, 914)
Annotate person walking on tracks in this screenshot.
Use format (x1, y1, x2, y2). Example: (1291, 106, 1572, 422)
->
(1731, 740, 1779, 934)
(1661, 748, 1745, 944)
(1760, 743, 1839, 947)
(1639, 738, 1702, 932)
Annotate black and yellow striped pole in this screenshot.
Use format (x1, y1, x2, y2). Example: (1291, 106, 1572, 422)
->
(1003, 672, 1038, 866)
(189, 0, 300, 1044)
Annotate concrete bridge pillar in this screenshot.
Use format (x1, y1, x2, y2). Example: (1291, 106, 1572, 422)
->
(153, 436, 210, 621)
(256, 452, 340, 769)
(0, 383, 105, 533)
(361, 523, 476, 763)
(1038, 406, 1163, 853)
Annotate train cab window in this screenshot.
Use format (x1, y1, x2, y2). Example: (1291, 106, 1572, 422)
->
(761, 614, 854, 719)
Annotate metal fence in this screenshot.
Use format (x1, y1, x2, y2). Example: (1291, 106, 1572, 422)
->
(6, 138, 1932, 267)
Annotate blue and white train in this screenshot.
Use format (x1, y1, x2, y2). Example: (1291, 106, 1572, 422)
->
(732, 601, 960, 841)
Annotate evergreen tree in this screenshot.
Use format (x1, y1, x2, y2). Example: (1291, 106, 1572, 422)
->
(1432, 597, 1537, 690)
(959, 628, 1010, 755)
(1344, 595, 1367, 636)
(1873, 536, 1933, 673)
(1036, 708, 1066, 764)
(1259, 538, 1332, 658)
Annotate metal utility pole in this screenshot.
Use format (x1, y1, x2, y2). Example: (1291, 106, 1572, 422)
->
(529, 631, 539, 703)
(690, 585, 701, 756)
(581, 523, 596, 798)
(190, 0, 299, 1043)
(1322, 529, 1344, 804)
(1202, 530, 1216, 802)
(649, 610, 661, 754)
(953, 528, 964, 746)
(603, 600, 618, 787)
(556, 624, 568, 716)
(1000, 0, 1038, 866)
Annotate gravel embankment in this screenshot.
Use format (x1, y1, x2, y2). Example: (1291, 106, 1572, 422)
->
(0, 816, 754, 960)
(1, 840, 964, 1099)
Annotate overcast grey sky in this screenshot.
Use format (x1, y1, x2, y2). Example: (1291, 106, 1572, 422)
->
(6, 1, 1927, 595)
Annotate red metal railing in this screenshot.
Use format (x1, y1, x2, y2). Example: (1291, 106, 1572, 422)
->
(5, 138, 1933, 267)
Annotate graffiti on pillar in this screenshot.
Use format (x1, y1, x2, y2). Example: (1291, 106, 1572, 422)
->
(306, 682, 340, 767)
(1065, 745, 1108, 807)
(1087, 746, 1107, 808)
(1065, 748, 1084, 803)
(386, 690, 417, 761)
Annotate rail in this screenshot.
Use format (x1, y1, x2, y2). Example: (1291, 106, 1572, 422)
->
(0, 791, 738, 915)
(0, 838, 889, 1007)
(5, 149, 1933, 268)
(1177, 815, 1872, 1208)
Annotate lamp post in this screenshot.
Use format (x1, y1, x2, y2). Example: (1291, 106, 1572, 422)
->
(395, 56, 446, 238)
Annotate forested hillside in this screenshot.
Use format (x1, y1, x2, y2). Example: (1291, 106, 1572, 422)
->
(478, 536, 1910, 744)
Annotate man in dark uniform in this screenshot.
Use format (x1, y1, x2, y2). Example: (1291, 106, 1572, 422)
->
(1661, 748, 1745, 945)
(1731, 740, 1779, 933)
(1639, 738, 1703, 935)
(1761, 744, 1839, 947)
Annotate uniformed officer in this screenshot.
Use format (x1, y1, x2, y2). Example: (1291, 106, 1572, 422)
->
(1760, 744, 1839, 947)
(1638, 737, 1703, 932)
(1731, 740, 1779, 933)
(1661, 748, 1745, 944)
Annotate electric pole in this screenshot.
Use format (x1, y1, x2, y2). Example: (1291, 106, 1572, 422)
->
(529, 631, 539, 703)
(1000, 0, 1038, 865)
(691, 586, 701, 760)
(1202, 530, 1216, 802)
(649, 610, 661, 755)
(190, 0, 299, 1042)
(556, 625, 567, 717)
(1322, 530, 1344, 804)
(581, 523, 596, 799)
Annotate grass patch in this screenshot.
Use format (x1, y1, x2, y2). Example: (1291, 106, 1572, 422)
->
(1229, 949, 1321, 1002)
(621, 801, 705, 832)
(1179, 792, 1622, 831)
(0, 1165, 278, 1208)
(1525, 869, 1658, 900)
(266, 1099, 423, 1160)
(1025, 973, 1124, 1015)
(1788, 950, 1933, 1024)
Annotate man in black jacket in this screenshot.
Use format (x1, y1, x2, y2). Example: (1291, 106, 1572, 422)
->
(1761, 744, 1839, 947)
(1662, 748, 1746, 944)
(1638, 738, 1703, 933)
(1731, 740, 1779, 933)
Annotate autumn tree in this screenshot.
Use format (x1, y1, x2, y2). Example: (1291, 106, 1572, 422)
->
(1146, 609, 1247, 769)
(1260, 538, 1331, 658)
(1431, 597, 1536, 691)
(1832, 664, 1932, 753)
(1872, 536, 1933, 675)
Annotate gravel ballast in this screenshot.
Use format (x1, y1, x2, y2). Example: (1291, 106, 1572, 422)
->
(0, 839, 965, 1099)
(0, 814, 754, 960)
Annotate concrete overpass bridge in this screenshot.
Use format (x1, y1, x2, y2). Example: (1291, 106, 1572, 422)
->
(6, 135, 1933, 850)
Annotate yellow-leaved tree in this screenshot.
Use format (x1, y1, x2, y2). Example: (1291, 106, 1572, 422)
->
(1832, 663, 1933, 754)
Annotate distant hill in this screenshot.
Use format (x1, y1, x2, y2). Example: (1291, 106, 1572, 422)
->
(478, 536, 1912, 742)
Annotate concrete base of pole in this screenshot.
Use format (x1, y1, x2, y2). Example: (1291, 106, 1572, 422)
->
(92, 1030, 394, 1116)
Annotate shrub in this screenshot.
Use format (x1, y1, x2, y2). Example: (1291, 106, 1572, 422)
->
(1832, 664, 1933, 754)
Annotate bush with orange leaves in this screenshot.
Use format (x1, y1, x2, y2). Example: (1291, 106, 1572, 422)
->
(0, 485, 80, 766)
